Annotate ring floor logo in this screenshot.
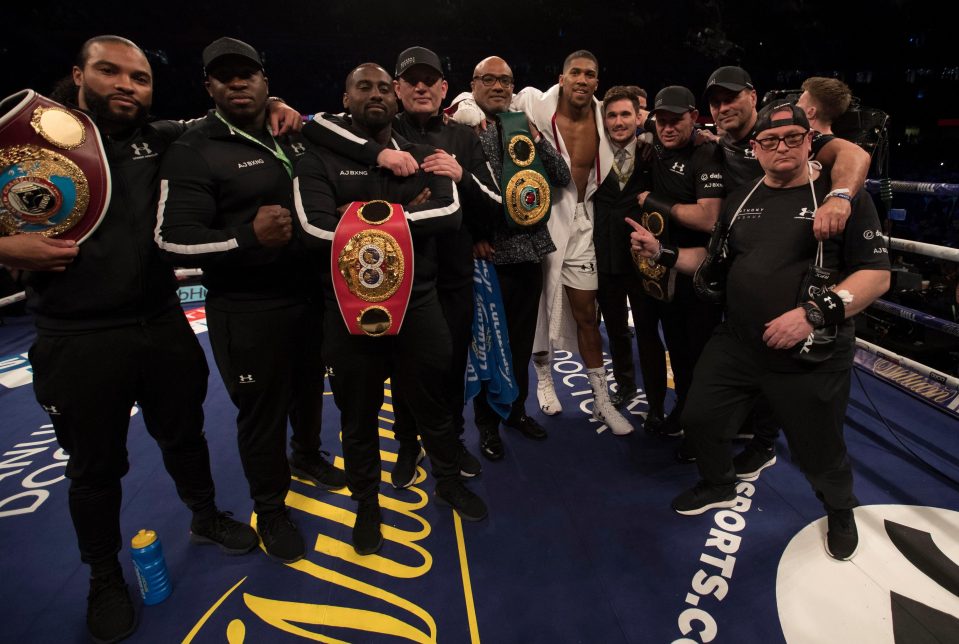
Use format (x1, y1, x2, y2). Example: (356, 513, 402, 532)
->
(181, 382, 478, 643)
(777, 504, 959, 643)
(549, 349, 672, 432)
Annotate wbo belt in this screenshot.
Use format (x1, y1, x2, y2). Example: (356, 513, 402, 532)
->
(0, 90, 111, 243)
(634, 207, 676, 302)
(332, 200, 414, 336)
(497, 111, 551, 228)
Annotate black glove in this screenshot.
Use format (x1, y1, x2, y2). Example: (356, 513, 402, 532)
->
(693, 221, 729, 303)
(643, 192, 678, 218)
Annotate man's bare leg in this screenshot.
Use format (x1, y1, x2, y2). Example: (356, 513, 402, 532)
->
(565, 286, 634, 435)
(565, 286, 604, 368)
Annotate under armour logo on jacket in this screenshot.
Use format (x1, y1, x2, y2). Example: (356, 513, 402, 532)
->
(238, 374, 255, 383)
(670, 162, 685, 174)
(290, 142, 306, 155)
(42, 404, 60, 415)
(130, 142, 154, 157)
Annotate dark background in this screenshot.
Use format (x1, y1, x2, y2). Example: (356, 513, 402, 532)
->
(3, 0, 958, 365)
(4, 0, 957, 180)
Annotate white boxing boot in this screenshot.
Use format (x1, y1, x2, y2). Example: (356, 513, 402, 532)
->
(533, 355, 562, 415)
(587, 368, 634, 435)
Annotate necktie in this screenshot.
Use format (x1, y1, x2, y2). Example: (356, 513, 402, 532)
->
(613, 147, 632, 187)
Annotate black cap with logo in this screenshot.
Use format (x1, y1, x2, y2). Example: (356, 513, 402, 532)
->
(653, 86, 697, 114)
(752, 101, 810, 137)
(704, 66, 754, 98)
(202, 37, 263, 76)
(395, 46, 443, 78)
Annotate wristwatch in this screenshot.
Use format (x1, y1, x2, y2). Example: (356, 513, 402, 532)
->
(802, 302, 825, 328)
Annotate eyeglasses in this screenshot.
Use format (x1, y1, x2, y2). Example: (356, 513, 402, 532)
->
(754, 131, 808, 151)
(473, 74, 514, 88)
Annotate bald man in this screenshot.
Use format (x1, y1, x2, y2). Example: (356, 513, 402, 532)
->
(449, 56, 572, 459)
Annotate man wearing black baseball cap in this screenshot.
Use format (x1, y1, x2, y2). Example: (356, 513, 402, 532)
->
(203, 36, 262, 73)
(302, 46, 500, 489)
(294, 62, 489, 554)
(157, 36, 345, 566)
(703, 64, 873, 481)
(704, 65, 870, 238)
(627, 100, 890, 561)
(633, 85, 724, 442)
(14, 33, 306, 643)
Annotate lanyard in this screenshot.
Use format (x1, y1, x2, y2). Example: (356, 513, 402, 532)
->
(214, 111, 293, 178)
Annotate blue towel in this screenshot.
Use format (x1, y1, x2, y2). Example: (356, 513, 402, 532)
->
(465, 259, 518, 419)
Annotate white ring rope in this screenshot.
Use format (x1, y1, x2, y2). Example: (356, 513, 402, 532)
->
(855, 338, 959, 390)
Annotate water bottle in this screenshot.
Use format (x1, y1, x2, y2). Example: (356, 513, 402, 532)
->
(130, 529, 172, 605)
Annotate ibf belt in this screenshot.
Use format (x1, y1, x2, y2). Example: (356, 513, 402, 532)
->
(0, 90, 111, 242)
(331, 200, 413, 336)
(497, 111, 550, 228)
(633, 208, 676, 301)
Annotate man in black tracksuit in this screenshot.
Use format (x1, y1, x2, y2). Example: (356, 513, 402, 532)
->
(303, 47, 501, 489)
(638, 86, 724, 439)
(18, 36, 270, 643)
(293, 62, 488, 556)
(155, 38, 344, 564)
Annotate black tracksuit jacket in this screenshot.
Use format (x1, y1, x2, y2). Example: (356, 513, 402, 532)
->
(25, 116, 187, 332)
(302, 111, 498, 291)
(155, 111, 314, 310)
(292, 121, 462, 307)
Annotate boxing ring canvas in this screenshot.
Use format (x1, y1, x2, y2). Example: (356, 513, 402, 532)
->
(1, 305, 957, 643)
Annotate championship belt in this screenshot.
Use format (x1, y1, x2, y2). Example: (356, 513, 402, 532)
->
(0, 90, 111, 243)
(633, 207, 676, 301)
(497, 111, 551, 228)
(331, 200, 414, 336)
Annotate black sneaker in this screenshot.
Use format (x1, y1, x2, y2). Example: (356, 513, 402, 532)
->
(503, 415, 547, 440)
(290, 451, 347, 490)
(391, 442, 425, 489)
(458, 440, 482, 478)
(352, 498, 383, 556)
(671, 481, 737, 516)
(87, 570, 137, 644)
(435, 480, 488, 521)
(733, 446, 777, 481)
(658, 411, 684, 437)
(609, 387, 635, 407)
(825, 508, 859, 561)
(643, 411, 665, 434)
(674, 441, 697, 464)
(257, 510, 305, 563)
(190, 511, 259, 555)
(479, 425, 505, 461)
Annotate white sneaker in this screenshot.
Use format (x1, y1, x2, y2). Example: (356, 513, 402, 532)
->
(534, 359, 562, 415)
(587, 368, 633, 435)
(593, 398, 634, 435)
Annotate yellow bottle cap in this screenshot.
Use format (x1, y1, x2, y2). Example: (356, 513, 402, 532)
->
(131, 529, 157, 549)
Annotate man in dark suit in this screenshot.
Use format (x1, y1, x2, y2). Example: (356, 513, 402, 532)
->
(593, 86, 664, 422)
